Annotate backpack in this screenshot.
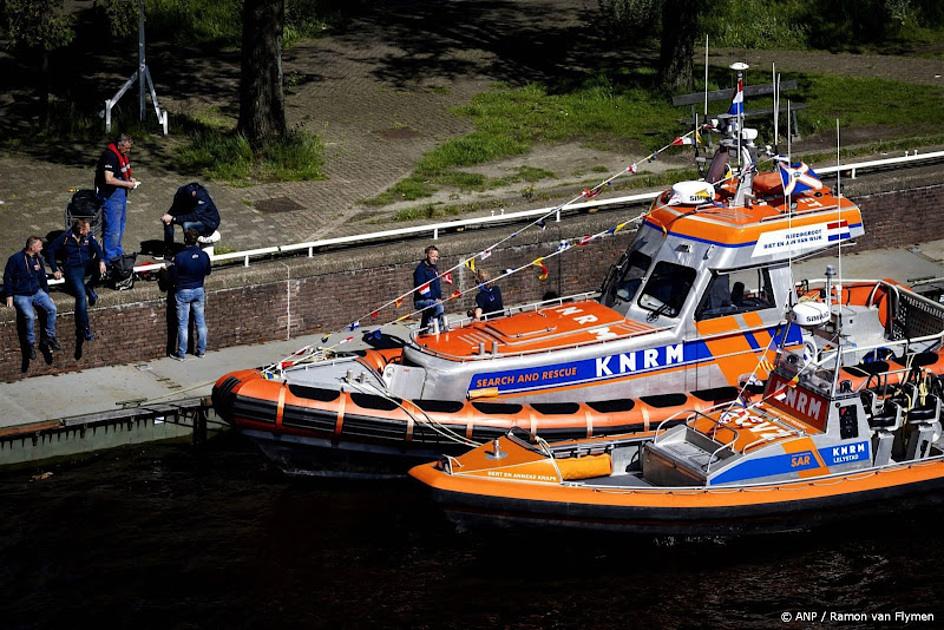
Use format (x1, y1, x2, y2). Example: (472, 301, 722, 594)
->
(68, 189, 101, 218)
(108, 253, 137, 291)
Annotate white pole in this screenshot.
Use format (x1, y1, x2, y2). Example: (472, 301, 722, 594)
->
(704, 35, 709, 117)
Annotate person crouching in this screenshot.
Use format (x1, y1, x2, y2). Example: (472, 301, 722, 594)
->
(161, 182, 221, 259)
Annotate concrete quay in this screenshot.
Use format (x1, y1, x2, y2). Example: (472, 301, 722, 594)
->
(4, 239, 944, 468)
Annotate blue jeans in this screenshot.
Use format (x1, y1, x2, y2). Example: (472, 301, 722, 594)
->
(13, 290, 57, 346)
(175, 287, 207, 356)
(164, 220, 210, 247)
(415, 298, 445, 331)
(100, 188, 127, 262)
(63, 264, 95, 333)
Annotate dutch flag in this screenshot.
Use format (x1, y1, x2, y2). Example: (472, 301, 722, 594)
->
(418, 282, 431, 296)
(728, 78, 744, 116)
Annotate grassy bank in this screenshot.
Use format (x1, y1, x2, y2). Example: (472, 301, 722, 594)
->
(367, 70, 944, 206)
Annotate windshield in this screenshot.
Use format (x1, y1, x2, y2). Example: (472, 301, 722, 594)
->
(638, 261, 696, 319)
(601, 250, 651, 307)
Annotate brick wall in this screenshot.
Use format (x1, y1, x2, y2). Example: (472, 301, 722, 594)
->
(3, 182, 944, 382)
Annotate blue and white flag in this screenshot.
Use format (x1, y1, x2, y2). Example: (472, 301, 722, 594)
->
(778, 161, 823, 195)
(727, 78, 744, 116)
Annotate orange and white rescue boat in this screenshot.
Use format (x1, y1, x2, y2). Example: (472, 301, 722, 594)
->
(213, 72, 944, 475)
(410, 339, 944, 534)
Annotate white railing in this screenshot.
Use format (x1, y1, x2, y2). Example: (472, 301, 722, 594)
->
(51, 148, 943, 282)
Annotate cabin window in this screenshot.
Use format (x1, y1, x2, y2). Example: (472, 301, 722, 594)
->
(602, 250, 652, 308)
(695, 268, 776, 320)
(638, 261, 696, 318)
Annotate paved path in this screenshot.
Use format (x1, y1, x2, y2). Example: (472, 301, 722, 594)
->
(0, 3, 942, 265)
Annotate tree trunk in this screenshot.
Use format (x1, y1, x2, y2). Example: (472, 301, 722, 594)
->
(238, 0, 287, 150)
(658, 0, 701, 94)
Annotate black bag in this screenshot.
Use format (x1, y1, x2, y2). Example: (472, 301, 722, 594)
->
(68, 190, 101, 218)
(108, 253, 137, 291)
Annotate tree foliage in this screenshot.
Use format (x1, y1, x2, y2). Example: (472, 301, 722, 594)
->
(1, 0, 75, 51)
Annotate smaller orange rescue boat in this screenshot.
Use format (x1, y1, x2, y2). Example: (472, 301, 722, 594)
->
(410, 342, 944, 534)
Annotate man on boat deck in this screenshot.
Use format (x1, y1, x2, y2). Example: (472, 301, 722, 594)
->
(413, 245, 445, 332)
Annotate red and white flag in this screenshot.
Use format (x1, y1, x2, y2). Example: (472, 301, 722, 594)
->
(418, 282, 431, 296)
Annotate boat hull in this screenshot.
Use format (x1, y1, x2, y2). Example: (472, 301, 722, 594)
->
(410, 459, 944, 535)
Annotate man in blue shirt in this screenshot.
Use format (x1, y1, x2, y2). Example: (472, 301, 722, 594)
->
(161, 183, 221, 258)
(47, 218, 107, 342)
(169, 229, 212, 360)
(413, 245, 445, 332)
(473, 269, 504, 320)
(3, 236, 59, 358)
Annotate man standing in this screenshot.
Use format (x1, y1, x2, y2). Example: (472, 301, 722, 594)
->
(169, 229, 212, 360)
(3, 236, 60, 358)
(161, 182, 221, 257)
(413, 244, 445, 332)
(94, 133, 137, 264)
(47, 218, 107, 342)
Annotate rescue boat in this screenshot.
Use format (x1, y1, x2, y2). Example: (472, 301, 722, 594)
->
(212, 75, 944, 475)
(410, 333, 944, 534)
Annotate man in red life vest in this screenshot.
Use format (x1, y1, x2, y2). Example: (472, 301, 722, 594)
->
(94, 134, 138, 264)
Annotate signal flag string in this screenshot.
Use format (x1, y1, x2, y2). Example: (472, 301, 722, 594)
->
(345, 127, 704, 331)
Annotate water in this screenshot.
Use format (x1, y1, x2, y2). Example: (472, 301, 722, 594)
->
(2, 435, 943, 629)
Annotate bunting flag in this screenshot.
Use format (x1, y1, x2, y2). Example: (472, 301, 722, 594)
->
(537, 219, 547, 230)
(450, 289, 462, 299)
(532, 257, 549, 281)
(614, 221, 630, 233)
(394, 297, 404, 308)
(349, 321, 360, 331)
(366, 329, 383, 342)
(577, 234, 593, 246)
(339, 335, 354, 345)
(370, 310, 380, 319)
(626, 164, 637, 174)
(418, 282, 432, 297)
(778, 161, 823, 195)
(582, 187, 598, 199)
(557, 240, 571, 252)
(671, 136, 695, 146)
(443, 271, 454, 285)
(464, 257, 476, 273)
(479, 250, 492, 261)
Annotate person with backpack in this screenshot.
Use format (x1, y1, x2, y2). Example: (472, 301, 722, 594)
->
(169, 229, 212, 360)
(94, 133, 138, 264)
(161, 182, 221, 258)
(47, 218, 107, 342)
(3, 236, 60, 358)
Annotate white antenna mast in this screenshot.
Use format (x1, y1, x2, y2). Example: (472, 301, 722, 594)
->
(704, 35, 709, 118)
(730, 62, 748, 169)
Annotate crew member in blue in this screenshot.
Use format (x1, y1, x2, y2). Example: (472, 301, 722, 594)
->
(473, 269, 504, 320)
(47, 218, 107, 342)
(94, 133, 137, 264)
(3, 236, 59, 358)
(161, 182, 221, 257)
(169, 229, 212, 360)
(413, 244, 445, 332)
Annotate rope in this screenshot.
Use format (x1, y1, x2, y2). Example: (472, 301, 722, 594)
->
(347, 128, 704, 329)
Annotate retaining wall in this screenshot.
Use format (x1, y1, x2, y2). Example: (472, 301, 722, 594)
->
(2, 182, 943, 382)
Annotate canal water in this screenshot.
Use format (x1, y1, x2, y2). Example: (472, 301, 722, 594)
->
(2, 435, 942, 629)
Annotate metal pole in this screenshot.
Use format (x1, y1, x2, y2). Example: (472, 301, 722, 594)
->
(138, 0, 146, 121)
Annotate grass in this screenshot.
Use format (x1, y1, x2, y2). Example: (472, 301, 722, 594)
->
(176, 121, 326, 185)
(364, 67, 944, 207)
